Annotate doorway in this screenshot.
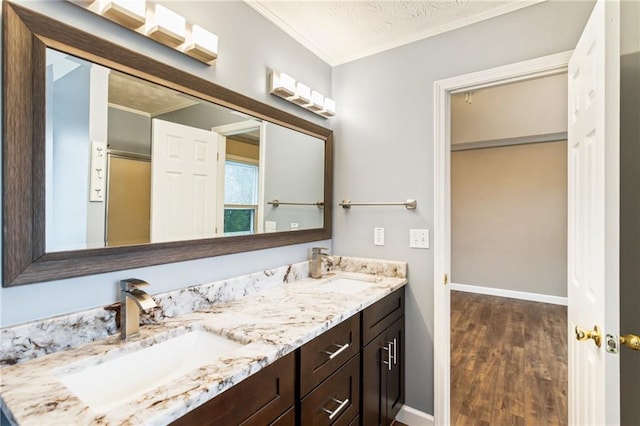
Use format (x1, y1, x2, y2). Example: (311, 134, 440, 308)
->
(432, 51, 572, 424)
(448, 73, 569, 424)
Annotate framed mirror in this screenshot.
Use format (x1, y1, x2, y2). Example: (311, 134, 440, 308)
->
(2, 2, 333, 286)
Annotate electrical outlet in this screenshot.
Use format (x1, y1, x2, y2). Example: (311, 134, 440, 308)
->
(290, 222, 299, 230)
(374, 227, 384, 246)
(410, 229, 429, 249)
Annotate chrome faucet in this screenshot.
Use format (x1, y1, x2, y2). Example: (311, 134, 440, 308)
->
(120, 278, 157, 340)
(309, 247, 330, 279)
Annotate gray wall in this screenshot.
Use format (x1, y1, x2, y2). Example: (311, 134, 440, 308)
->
(451, 74, 568, 146)
(0, 0, 332, 327)
(619, 50, 639, 426)
(332, 0, 595, 415)
(451, 141, 568, 297)
(108, 107, 152, 155)
(157, 102, 244, 131)
(263, 122, 325, 232)
(48, 64, 91, 252)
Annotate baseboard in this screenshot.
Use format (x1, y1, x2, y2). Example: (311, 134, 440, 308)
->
(395, 405, 434, 426)
(450, 283, 567, 306)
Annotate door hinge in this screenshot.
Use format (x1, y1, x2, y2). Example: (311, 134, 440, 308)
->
(444, 274, 448, 286)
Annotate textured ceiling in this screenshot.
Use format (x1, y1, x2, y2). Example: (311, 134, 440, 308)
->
(245, 0, 543, 66)
(108, 72, 197, 116)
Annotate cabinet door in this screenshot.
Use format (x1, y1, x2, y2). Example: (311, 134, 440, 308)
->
(361, 316, 405, 426)
(384, 316, 405, 424)
(362, 329, 387, 425)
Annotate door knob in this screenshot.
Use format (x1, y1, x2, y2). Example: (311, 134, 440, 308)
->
(575, 325, 601, 347)
(620, 334, 640, 351)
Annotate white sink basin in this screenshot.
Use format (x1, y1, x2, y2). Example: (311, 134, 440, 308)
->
(321, 277, 375, 295)
(56, 330, 246, 413)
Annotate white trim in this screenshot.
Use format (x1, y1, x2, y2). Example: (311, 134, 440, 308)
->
(212, 120, 261, 136)
(245, 1, 544, 66)
(451, 131, 568, 151)
(450, 283, 568, 306)
(433, 50, 571, 426)
(396, 405, 434, 426)
(108, 102, 151, 117)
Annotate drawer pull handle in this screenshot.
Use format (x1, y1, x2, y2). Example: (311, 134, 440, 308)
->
(322, 397, 350, 420)
(323, 342, 350, 360)
(382, 342, 393, 371)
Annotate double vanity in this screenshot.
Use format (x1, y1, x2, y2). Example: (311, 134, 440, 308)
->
(1, 5, 407, 425)
(0, 256, 407, 425)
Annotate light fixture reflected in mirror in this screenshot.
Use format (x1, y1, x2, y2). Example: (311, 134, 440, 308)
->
(269, 71, 336, 118)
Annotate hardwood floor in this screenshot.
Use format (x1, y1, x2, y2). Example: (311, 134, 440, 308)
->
(450, 291, 567, 426)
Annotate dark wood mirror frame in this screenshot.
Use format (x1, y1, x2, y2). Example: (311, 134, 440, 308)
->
(2, 2, 333, 286)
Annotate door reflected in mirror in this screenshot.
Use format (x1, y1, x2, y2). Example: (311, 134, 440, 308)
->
(45, 48, 325, 252)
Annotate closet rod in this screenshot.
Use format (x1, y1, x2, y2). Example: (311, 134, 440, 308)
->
(339, 199, 417, 210)
(268, 199, 324, 208)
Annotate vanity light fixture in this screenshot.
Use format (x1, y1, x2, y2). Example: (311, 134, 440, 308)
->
(321, 98, 336, 117)
(82, 0, 219, 65)
(270, 72, 296, 97)
(308, 90, 325, 113)
(95, 0, 146, 29)
(292, 82, 312, 106)
(146, 4, 186, 47)
(183, 25, 218, 64)
(269, 70, 336, 119)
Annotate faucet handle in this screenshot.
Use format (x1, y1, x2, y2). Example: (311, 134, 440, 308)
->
(121, 278, 150, 291)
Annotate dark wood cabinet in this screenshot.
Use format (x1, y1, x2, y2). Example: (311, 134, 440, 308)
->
(301, 355, 361, 425)
(300, 314, 360, 397)
(170, 351, 295, 426)
(172, 287, 405, 426)
(361, 289, 406, 426)
(362, 288, 405, 345)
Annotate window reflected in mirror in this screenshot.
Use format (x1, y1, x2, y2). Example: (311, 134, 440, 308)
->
(45, 48, 325, 252)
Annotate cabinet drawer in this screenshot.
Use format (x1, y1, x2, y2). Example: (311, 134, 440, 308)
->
(170, 352, 295, 426)
(270, 407, 295, 426)
(300, 314, 360, 396)
(362, 287, 405, 345)
(301, 354, 360, 425)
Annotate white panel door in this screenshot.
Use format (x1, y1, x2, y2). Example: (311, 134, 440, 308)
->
(151, 119, 218, 243)
(567, 0, 620, 424)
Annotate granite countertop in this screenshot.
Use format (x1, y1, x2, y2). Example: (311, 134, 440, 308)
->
(0, 270, 407, 425)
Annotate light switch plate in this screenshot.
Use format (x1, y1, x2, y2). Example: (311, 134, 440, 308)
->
(374, 227, 384, 246)
(410, 229, 429, 249)
(265, 221, 277, 233)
